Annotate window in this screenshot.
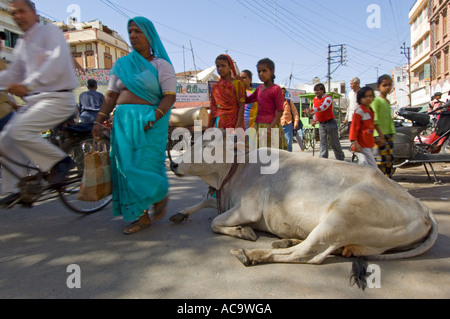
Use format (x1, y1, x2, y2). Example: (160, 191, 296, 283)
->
(419, 70, 425, 81)
(86, 43, 92, 51)
(443, 11, 448, 37)
(437, 53, 442, 77)
(85, 51, 95, 68)
(3, 30, 20, 48)
(72, 52, 83, 69)
(436, 18, 440, 42)
(446, 49, 450, 73)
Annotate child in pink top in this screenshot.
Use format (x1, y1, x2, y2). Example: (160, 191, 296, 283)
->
(246, 58, 287, 150)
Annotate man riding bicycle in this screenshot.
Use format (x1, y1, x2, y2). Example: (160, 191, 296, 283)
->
(0, 0, 79, 206)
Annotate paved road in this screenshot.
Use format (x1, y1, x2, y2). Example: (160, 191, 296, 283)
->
(0, 140, 449, 299)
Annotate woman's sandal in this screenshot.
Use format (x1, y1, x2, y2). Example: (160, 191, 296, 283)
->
(149, 196, 169, 224)
(123, 215, 151, 235)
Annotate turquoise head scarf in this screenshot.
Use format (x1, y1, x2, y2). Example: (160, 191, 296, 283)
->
(129, 17, 173, 66)
(111, 17, 172, 104)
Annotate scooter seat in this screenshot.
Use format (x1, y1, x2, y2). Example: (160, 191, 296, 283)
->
(405, 107, 424, 113)
(398, 109, 430, 126)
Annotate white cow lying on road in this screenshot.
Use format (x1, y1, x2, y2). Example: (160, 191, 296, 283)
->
(170, 131, 438, 266)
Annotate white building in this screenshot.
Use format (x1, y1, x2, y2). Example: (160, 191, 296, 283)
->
(54, 20, 129, 70)
(409, 0, 432, 109)
(294, 77, 347, 96)
(0, 0, 22, 62)
(1, 0, 63, 63)
(390, 66, 411, 111)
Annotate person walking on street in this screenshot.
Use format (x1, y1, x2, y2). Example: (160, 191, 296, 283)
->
(371, 74, 395, 178)
(78, 79, 105, 126)
(311, 83, 345, 161)
(91, 17, 176, 235)
(280, 87, 302, 152)
(0, 0, 78, 205)
(345, 77, 361, 129)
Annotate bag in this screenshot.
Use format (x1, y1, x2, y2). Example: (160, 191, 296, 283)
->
(78, 150, 112, 202)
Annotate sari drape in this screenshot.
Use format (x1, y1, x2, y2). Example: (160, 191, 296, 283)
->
(244, 88, 258, 130)
(209, 79, 246, 129)
(109, 17, 173, 222)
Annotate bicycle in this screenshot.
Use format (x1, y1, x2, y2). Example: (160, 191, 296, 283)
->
(312, 126, 318, 157)
(301, 128, 313, 150)
(0, 121, 111, 214)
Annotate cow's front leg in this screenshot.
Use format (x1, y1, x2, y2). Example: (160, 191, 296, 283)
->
(272, 239, 303, 249)
(170, 197, 217, 223)
(211, 203, 260, 241)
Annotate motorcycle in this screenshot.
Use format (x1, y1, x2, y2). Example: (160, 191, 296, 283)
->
(394, 102, 450, 183)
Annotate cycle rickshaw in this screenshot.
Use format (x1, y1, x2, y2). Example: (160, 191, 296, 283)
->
(298, 92, 343, 156)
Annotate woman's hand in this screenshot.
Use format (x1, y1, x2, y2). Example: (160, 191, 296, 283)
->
(144, 121, 154, 132)
(91, 122, 103, 139)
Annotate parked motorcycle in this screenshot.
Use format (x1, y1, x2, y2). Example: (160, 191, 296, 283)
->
(394, 103, 450, 183)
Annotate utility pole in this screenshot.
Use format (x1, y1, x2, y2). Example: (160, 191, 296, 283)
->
(190, 40, 198, 82)
(375, 64, 381, 81)
(327, 44, 347, 92)
(400, 42, 412, 107)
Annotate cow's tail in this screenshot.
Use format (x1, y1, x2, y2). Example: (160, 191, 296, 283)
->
(350, 208, 438, 291)
(370, 207, 439, 261)
(350, 257, 369, 291)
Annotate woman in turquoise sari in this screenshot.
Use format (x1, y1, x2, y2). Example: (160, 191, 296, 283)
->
(92, 17, 176, 234)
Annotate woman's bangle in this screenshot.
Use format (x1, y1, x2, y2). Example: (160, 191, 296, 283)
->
(98, 112, 108, 119)
(94, 122, 103, 126)
(156, 108, 165, 117)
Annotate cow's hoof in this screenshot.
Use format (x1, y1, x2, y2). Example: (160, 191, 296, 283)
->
(231, 249, 251, 267)
(240, 227, 257, 241)
(272, 239, 302, 249)
(169, 213, 188, 224)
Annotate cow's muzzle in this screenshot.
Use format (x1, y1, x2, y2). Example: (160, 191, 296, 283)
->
(170, 162, 184, 177)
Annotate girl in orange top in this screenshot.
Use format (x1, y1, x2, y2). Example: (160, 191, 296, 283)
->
(209, 54, 246, 129)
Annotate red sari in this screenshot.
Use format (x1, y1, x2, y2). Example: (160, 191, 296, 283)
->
(210, 78, 246, 128)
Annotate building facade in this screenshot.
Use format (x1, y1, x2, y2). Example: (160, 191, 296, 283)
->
(430, 0, 450, 100)
(390, 66, 411, 111)
(410, 0, 432, 108)
(0, 0, 22, 62)
(55, 20, 130, 70)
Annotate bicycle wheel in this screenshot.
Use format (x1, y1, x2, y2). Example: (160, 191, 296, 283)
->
(302, 129, 311, 150)
(312, 127, 316, 156)
(441, 138, 450, 154)
(59, 136, 112, 215)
